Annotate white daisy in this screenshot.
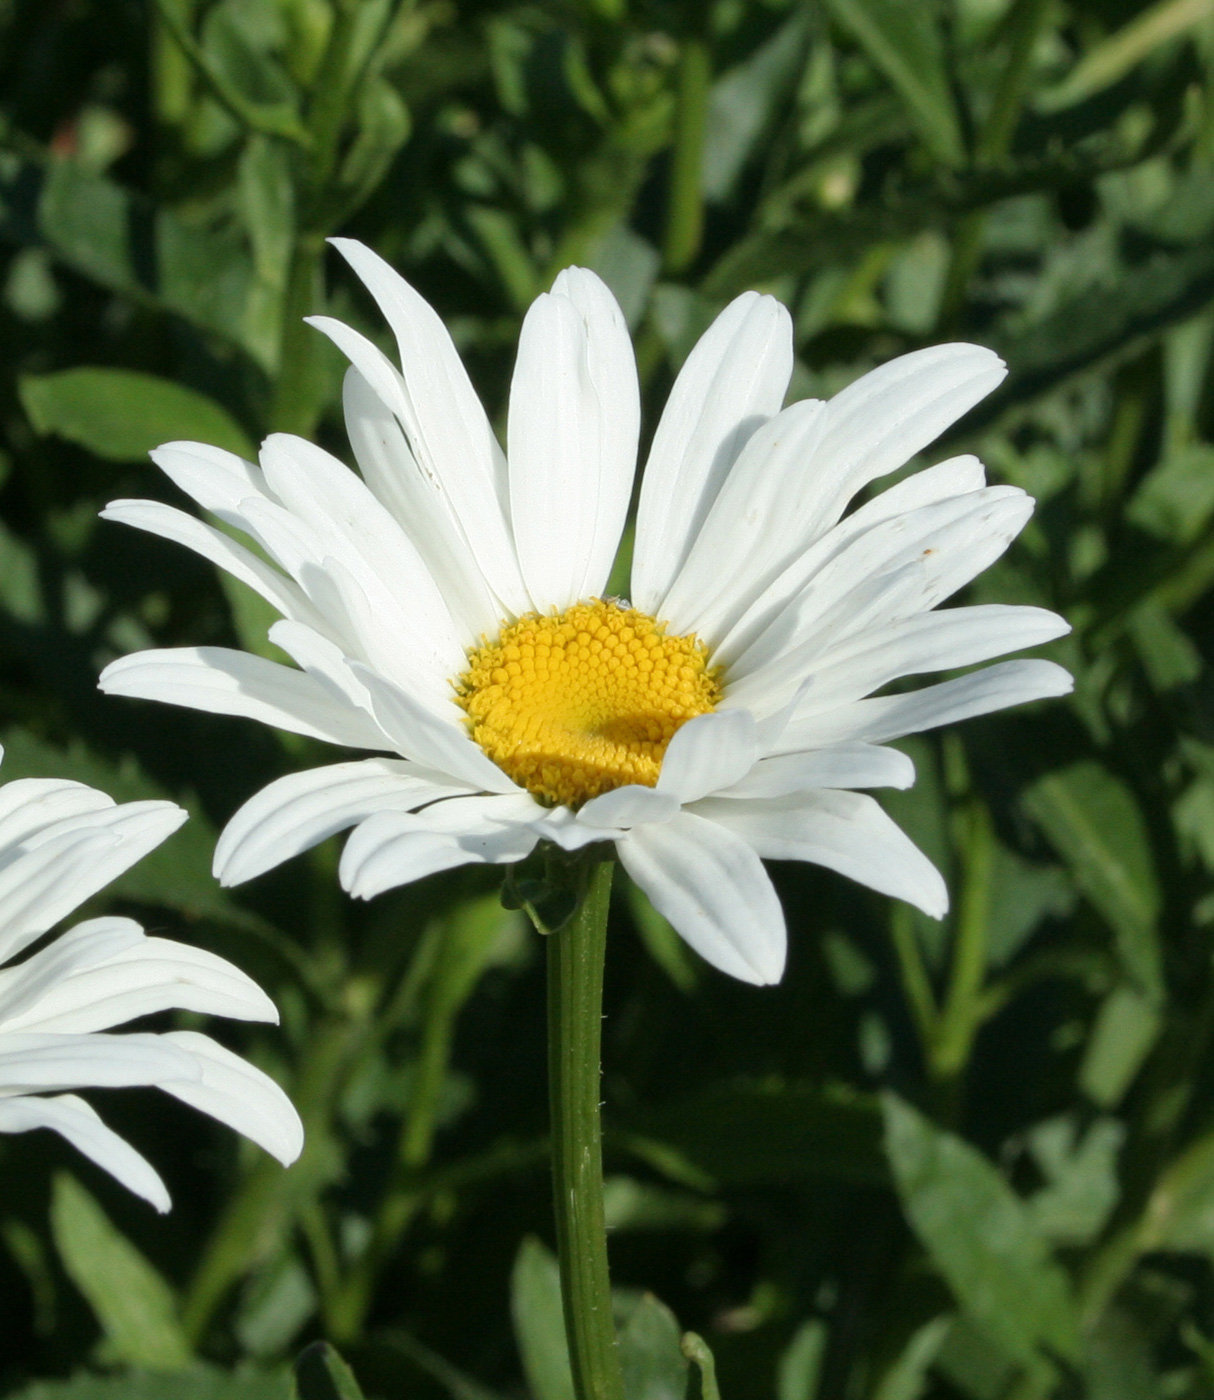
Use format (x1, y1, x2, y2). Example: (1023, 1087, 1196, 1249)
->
(0, 751, 303, 1210)
(99, 239, 1071, 987)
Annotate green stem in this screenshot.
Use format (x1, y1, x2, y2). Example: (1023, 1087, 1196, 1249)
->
(662, 37, 711, 275)
(930, 802, 995, 1088)
(269, 230, 325, 435)
(548, 859, 623, 1400)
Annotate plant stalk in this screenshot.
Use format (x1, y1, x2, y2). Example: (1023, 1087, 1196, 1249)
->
(547, 859, 623, 1400)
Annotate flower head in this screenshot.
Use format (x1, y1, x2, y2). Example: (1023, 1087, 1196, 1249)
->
(100, 239, 1071, 986)
(0, 751, 302, 1209)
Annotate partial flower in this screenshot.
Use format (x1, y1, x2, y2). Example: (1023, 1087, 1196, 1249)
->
(0, 751, 303, 1210)
(100, 239, 1071, 987)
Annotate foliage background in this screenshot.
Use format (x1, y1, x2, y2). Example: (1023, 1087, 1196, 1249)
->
(3, 0, 1214, 1395)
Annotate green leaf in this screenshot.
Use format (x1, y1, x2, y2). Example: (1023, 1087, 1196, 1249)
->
(429, 893, 527, 1024)
(8, 1369, 290, 1399)
(882, 1094, 1080, 1365)
(702, 14, 810, 202)
(292, 1342, 366, 1400)
(0, 729, 267, 933)
(1025, 1116, 1124, 1245)
(511, 1236, 574, 1400)
(872, 1316, 952, 1400)
(777, 1320, 828, 1400)
(50, 1173, 192, 1371)
(1126, 444, 1214, 545)
(617, 1294, 688, 1400)
(601, 1176, 725, 1234)
(1139, 1129, 1214, 1259)
(1079, 985, 1163, 1108)
(621, 1080, 886, 1187)
(822, 0, 965, 166)
(1035, 0, 1214, 113)
(20, 368, 253, 463)
(1023, 762, 1162, 998)
(0, 154, 265, 364)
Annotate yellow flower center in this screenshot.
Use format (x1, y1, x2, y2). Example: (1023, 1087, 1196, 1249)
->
(455, 599, 722, 808)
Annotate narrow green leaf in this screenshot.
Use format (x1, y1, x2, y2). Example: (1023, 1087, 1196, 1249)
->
(777, 1320, 828, 1400)
(292, 1342, 366, 1400)
(511, 1236, 574, 1400)
(1036, 0, 1214, 112)
(822, 0, 965, 166)
(50, 1173, 192, 1371)
(872, 1316, 952, 1400)
(617, 1294, 688, 1400)
(1023, 762, 1162, 997)
(882, 1094, 1080, 1365)
(20, 368, 253, 463)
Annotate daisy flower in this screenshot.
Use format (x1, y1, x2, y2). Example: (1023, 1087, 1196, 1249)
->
(0, 751, 303, 1210)
(100, 239, 1071, 987)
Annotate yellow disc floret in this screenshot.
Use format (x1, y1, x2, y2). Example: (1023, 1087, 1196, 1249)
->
(455, 599, 722, 808)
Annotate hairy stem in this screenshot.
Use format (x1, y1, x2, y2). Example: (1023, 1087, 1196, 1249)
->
(548, 859, 623, 1400)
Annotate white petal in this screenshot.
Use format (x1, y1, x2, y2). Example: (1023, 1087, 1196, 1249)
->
(158, 1031, 303, 1166)
(616, 810, 786, 985)
(258, 434, 465, 697)
(339, 794, 540, 899)
(507, 269, 638, 609)
(656, 709, 758, 803)
(0, 916, 145, 1024)
(551, 268, 641, 593)
(0, 803, 186, 963)
(100, 647, 390, 750)
(714, 454, 988, 665)
(528, 805, 630, 852)
(0, 930, 279, 1035)
(0, 779, 113, 851)
(312, 239, 529, 616)
(723, 488, 1035, 710)
(344, 367, 501, 639)
(780, 344, 1004, 543)
(0, 1031, 200, 1093)
(782, 659, 1074, 750)
(352, 665, 520, 793)
(214, 757, 475, 886)
(659, 399, 826, 640)
(577, 786, 679, 829)
(733, 602, 1069, 717)
(101, 500, 321, 633)
(267, 620, 378, 718)
(0, 1093, 170, 1212)
(718, 743, 915, 798)
(632, 292, 793, 613)
(694, 790, 948, 918)
(149, 440, 272, 519)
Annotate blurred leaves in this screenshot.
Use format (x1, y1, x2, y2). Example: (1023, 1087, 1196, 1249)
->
(20, 369, 254, 462)
(50, 1173, 192, 1371)
(882, 1095, 1079, 1367)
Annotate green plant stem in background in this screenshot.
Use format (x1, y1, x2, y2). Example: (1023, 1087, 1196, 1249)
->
(662, 37, 710, 275)
(547, 859, 624, 1400)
